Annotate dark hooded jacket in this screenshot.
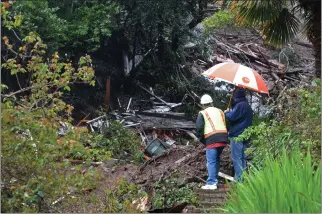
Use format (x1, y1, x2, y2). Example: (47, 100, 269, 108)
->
(224, 88, 253, 137)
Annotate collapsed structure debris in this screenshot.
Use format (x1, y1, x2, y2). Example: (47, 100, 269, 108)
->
(187, 27, 315, 100)
(86, 115, 109, 133)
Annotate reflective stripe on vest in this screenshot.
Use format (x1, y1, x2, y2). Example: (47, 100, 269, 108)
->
(200, 107, 227, 138)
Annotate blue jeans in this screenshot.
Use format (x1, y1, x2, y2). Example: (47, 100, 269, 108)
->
(206, 147, 224, 185)
(230, 138, 249, 182)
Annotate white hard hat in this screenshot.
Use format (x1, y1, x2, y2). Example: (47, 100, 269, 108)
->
(200, 94, 213, 104)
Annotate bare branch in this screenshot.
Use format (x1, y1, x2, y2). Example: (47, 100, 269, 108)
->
(11, 29, 22, 42)
(2, 86, 38, 98)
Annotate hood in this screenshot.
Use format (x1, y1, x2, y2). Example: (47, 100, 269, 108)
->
(232, 88, 247, 106)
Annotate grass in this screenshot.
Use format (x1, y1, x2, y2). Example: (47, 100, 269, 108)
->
(224, 149, 321, 213)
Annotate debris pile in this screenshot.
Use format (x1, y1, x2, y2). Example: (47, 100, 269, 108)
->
(187, 27, 315, 98)
(81, 84, 234, 199)
(86, 84, 199, 160)
(131, 144, 232, 189)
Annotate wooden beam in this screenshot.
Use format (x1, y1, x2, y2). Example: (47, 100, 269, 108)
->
(139, 85, 173, 107)
(136, 111, 190, 120)
(104, 78, 111, 109)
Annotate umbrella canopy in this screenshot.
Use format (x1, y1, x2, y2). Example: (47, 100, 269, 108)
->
(202, 62, 269, 94)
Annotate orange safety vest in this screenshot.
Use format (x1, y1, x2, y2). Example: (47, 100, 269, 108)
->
(199, 107, 227, 138)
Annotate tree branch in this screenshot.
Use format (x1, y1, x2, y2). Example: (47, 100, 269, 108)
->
(2, 85, 40, 98)
(11, 29, 22, 42)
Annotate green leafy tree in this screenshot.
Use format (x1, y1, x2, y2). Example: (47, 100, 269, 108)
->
(1, 5, 104, 212)
(2, 32, 95, 120)
(8, 0, 119, 53)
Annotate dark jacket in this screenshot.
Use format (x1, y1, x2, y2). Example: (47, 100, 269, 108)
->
(195, 110, 229, 146)
(225, 88, 253, 137)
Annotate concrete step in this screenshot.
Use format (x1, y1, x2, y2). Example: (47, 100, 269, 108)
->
(196, 192, 227, 199)
(199, 197, 227, 203)
(185, 205, 224, 213)
(199, 201, 226, 208)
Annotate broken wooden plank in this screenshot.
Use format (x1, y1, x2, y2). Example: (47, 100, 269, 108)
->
(139, 85, 173, 107)
(136, 111, 190, 120)
(117, 98, 122, 108)
(86, 115, 107, 124)
(217, 39, 287, 72)
(144, 106, 171, 113)
(126, 97, 132, 112)
(271, 72, 281, 81)
(218, 172, 235, 182)
(139, 118, 195, 129)
(268, 59, 285, 71)
(183, 130, 199, 142)
(76, 113, 91, 127)
(153, 102, 181, 106)
(123, 123, 141, 128)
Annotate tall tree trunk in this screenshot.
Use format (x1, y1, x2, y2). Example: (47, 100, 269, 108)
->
(310, 10, 321, 77)
(299, 0, 321, 77)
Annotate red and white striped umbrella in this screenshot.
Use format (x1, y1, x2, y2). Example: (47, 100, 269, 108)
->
(202, 62, 269, 94)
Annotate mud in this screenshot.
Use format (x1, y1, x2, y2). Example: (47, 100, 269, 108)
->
(132, 144, 233, 189)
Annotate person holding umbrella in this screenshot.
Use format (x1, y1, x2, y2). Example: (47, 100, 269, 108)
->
(224, 88, 253, 182)
(196, 94, 229, 190)
(202, 62, 269, 182)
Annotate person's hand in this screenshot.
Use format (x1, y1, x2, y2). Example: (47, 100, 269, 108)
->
(224, 108, 230, 113)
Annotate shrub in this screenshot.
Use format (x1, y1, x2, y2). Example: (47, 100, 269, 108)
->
(94, 122, 143, 163)
(1, 9, 104, 212)
(1, 106, 101, 212)
(104, 178, 147, 213)
(153, 178, 198, 209)
(224, 149, 321, 213)
(236, 79, 321, 167)
(202, 10, 235, 34)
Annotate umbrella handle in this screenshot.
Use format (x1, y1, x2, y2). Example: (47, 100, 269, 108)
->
(227, 86, 236, 109)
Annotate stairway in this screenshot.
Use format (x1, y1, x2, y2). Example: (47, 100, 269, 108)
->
(185, 184, 229, 213)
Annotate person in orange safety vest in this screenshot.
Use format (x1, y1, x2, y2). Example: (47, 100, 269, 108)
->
(195, 94, 228, 190)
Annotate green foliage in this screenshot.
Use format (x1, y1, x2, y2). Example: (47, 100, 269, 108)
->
(104, 178, 147, 213)
(6, 1, 68, 53)
(1, 2, 23, 30)
(0, 13, 109, 212)
(1, 107, 101, 213)
(231, 0, 301, 47)
(54, 0, 119, 52)
(202, 10, 234, 33)
(94, 122, 143, 163)
(236, 79, 321, 167)
(2, 30, 95, 121)
(224, 149, 321, 213)
(153, 179, 198, 209)
(9, 0, 118, 52)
